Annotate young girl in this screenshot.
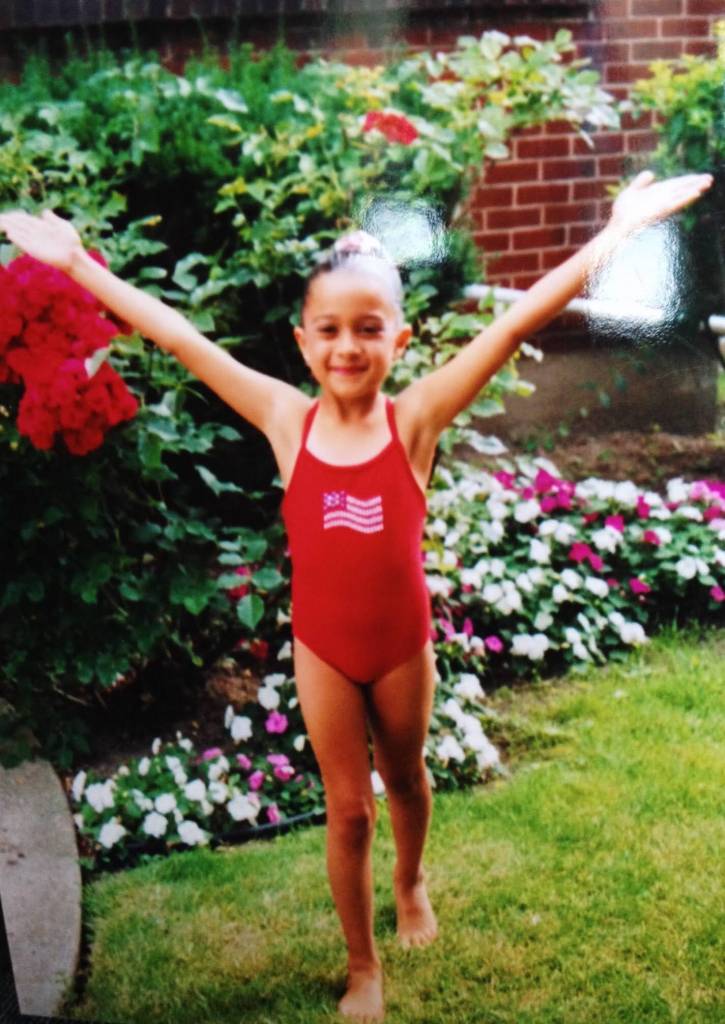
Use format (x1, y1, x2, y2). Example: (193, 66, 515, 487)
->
(0, 168, 712, 1023)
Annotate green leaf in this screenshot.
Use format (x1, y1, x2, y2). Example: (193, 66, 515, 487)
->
(252, 567, 284, 590)
(195, 465, 244, 495)
(237, 593, 264, 629)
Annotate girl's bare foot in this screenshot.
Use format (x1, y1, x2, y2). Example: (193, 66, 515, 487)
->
(393, 866, 438, 949)
(338, 961, 384, 1023)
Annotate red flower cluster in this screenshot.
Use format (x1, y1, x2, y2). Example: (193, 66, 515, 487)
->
(362, 110, 418, 145)
(0, 252, 138, 455)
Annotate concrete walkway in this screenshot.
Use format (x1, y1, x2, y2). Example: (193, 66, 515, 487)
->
(0, 758, 81, 1017)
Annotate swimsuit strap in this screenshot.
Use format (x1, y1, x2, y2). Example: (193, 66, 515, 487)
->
(384, 395, 398, 443)
(300, 399, 321, 448)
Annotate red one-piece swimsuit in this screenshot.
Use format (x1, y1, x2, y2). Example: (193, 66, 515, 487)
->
(281, 395, 431, 684)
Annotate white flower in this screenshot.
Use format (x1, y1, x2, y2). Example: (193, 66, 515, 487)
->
(619, 622, 648, 645)
(277, 640, 292, 660)
(675, 557, 698, 580)
(227, 792, 260, 822)
(469, 635, 485, 655)
(572, 642, 591, 661)
(564, 627, 581, 644)
(98, 818, 126, 850)
(73, 813, 84, 830)
(371, 770, 386, 796)
(436, 735, 466, 763)
(200, 799, 214, 817)
(173, 768, 188, 787)
(71, 770, 87, 802)
(552, 584, 571, 603)
(554, 522, 577, 545)
(591, 527, 621, 553)
(613, 481, 639, 506)
(527, 567, 546, 586)
(714, 548, 725, 568)
(154, 793, 177, 814)
(151, 737, 162, 755)
(489, 558, 506, 578)
(442, 549, 457, 567)
(608, 610, 625, 628)
(481, 520, 504, 544)
(650, 526, 672, 545)
(426, 574, 454, 597)
(516, 571, 534, 594)
(445, 530, 461, 547)
(208, 780, 229, 804)
(534, 611, 553, 631)
(454, 674, 485, 701)
(487, 498, 509, 520)
(529, 539, 551, 563)
(442, 697, 465, 724)
(585, 576, 609, 598)
(514, 500, 540, 523)
(476, 740, 501, 770)
(85, 780, 115, 814)
(667, 478, 689, 504)
(293, 734, 306, 752)
(560, 569, 583, 590)
(177, 737, 193, 753)
(208, 756, 230, 781)
(132, 788, 153, 812)
(461, 567, 483, 587)
(276, 606, 291, 625)
(224, 705, 235, 729)
(230, 715, 253, 742)
(430, 517, 448, 536)
(257, 685, 280, 710)
(142, 811, 168, 838)
(263, 673, 286, 687)
(676, 505, 703, 522)
(117, 765, 130, 777)
(483, 582, 503, 605)
(165, 755, 182, 772)
(184, 779, 207, 802)
(511, 633, 550, 661)
(138, 757, 150, 777)
(495, 584, 522, 616)
(177, 820, 208, 846)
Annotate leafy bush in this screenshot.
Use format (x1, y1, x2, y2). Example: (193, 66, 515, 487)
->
(0, 31, 619, 769)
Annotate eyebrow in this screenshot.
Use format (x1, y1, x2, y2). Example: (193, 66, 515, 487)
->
(312, 313, 385, 323)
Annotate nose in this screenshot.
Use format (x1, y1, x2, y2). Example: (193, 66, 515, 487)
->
(336, 330, 362, 355)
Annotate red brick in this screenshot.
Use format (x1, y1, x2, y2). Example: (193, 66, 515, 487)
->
(598, 0, 629, 17)
(513, 274, 541, 290)
(569, 225, 597, 246)
(686, 0, 722, 12)
(488, 207, 542, 229)
(473, 231, 512, 252)
(513, 227, 566, 251)
(621, 109, 653, 131)
(632, 0, 683, 14)
(604, 18, 658, 40)
(633, 40, 689, 60)
(541, 247, 578, 269)
(486, 161, 540, 185)
(542, 158, 597, 181)
(545, 203, 598, 225)
(626, 131, 660, 153)
(577, 41, 631, 65)
(659, 17, 710, 37)
(683, 40, 718, 57)
(516, 136, 570, 160)
(605, 63, 654, 85)
(517, 183, 570, 205)
(486, 253, 540, 274)
(573, 133, 624, 156)
(573, 180, 616, 200)
(599, 155, 627, 176)
(403, 27, 431, 47)
(545, 119, 578, 136)
(473, 186, 514, 207)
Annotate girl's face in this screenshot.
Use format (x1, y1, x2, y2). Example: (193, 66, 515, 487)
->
(294, 267, 412, 399)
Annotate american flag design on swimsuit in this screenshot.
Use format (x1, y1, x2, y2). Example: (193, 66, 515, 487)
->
(322, 490, 384, 533)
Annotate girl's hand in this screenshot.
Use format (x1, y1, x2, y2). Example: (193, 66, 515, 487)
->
(609, 169, 713, 235)
(0, 208, 84, 272)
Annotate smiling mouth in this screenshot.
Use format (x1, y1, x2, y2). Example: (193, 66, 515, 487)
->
(331, 366, 365, 374)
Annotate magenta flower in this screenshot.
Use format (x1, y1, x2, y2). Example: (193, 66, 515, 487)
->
(569, 542, 591, 564)
(266, 803, 281, 825)
(539, 496, 559, 513)
(642, 529, 661, 546)
(710, 585, 725, 603)
(484, 635, 504, 653)
(636, 496, 651, 519)
(629, 578, 652, 595)
(583, 512, 600, 525)
(463, 617, 474, 638)
(494, 469, 516, 489)
(274, 765, 295, 782)
(534, 468, 560, 493)
(265, 711, 288, 735)
(438, 618, 456, 640)
(236, 753, 252, 771)
(267, 753, 290, 766)
(607, 577, 620, 589)
(201, 747, 223, 762)
(249, 770, 265, 791)
(589, 552, 604, 571)
(605, 515, 625, 533)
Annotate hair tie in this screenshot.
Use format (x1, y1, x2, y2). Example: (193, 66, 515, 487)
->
(332, 230, 393, 264)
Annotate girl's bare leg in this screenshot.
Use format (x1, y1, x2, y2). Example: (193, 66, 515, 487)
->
(367, 640, 439, 949)
(293, 637, 384, 1023)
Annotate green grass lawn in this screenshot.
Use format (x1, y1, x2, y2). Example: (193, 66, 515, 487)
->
(64, 628, 724, 1024)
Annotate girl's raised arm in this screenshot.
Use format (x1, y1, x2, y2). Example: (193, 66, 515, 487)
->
(0, 208, 303, 437)
(400, 170, 713, 440)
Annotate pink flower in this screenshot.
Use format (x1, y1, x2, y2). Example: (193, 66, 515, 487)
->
(484, 635, 503, 653)
(636, 497, 650, 519)
(605, 515, 625, 533)
(569, 542, 591, 564)
(274, 765, 295, 782)
(539, 496, 559, 514)
(236, 753, 252, 770)
(494, 470, 516, 489)
(583, 512, 600, 525)
(462, 583, 473, 593)
(438, 618, 456, 640)
(606, 578, 620, 589)
(249, 770, 265, 791)
(267, 754, 290, 766)
(534, 468, 560, 493)
(589, 552, 604, 572)
(642, 530, 661, 546)
(710, 585, 725, 603)
(266, 803, 281, 825)
(629, 578, 651, 595)
(463, 617, 474, 638)
(201, 747, 223, 762)
(704, 506, 724, 523)
(265, 711, 288, 735)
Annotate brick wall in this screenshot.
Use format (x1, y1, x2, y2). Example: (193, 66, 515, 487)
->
(0, 1, 720, 292)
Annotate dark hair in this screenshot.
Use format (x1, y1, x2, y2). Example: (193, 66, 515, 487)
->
(302, 231, 404, 314)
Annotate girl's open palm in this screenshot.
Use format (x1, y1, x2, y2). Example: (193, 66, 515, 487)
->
(610, 169, 713, 235)
(0, 208, 83, 272)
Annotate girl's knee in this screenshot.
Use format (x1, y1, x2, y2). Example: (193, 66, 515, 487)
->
(327, 794, 377, 845)
(378, 758, 429, 800)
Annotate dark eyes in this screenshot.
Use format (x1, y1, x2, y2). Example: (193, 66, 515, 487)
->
(318, 324, 383, 336)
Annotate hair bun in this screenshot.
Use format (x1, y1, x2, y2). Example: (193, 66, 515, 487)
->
(332, 230, 392, 263)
